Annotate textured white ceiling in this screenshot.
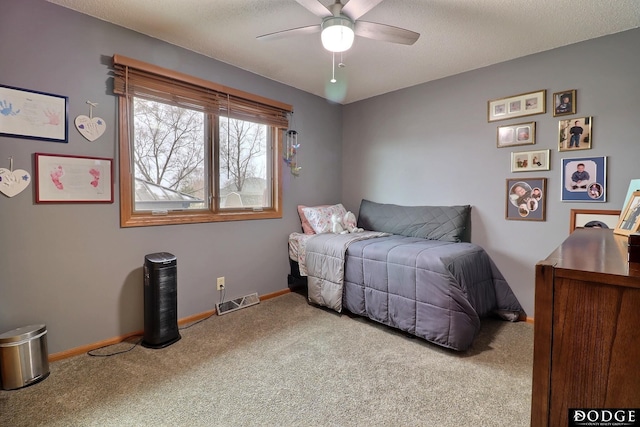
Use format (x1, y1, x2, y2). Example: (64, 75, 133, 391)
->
(47, 0, 640, 104)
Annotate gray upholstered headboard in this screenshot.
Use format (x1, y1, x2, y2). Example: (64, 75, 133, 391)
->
(357, 199, 471, 243)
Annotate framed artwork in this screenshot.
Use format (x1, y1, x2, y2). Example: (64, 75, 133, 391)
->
(497, 122, 535, 147)
(561, 156, 606, 202)
(553, 89, 576, 117)
(488, 90, 546, 122)
(0, 84, 68, 143)
(505, 177, 546, 221)
(35, 153, 114, 203)
(569, 209, 621, 233)
(623, 179, 640, 212)
(510, 149, 550, 172)
(614, 191, 640, 236)
(558, 116, 592, 151)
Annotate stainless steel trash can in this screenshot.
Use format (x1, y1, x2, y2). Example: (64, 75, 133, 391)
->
(0, 324, 50, 390)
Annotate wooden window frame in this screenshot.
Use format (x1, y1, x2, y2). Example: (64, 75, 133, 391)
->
(113, 55, 291, 227)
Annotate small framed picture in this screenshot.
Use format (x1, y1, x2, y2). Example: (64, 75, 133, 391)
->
(614, 191, 640, 236)
(622, 179, 640, 213)
(497, 122, 535, 148)
(569, 209, 621, 233)
(510, 149, 550, 172)
(561, 156, 606, 202)
(505, 177, 546, 221)
(0, 84, 68, 143)
(488, 90, 545, 122)
(553, 90, 576, 117)
(559, 116, 592, 151)
(35, 153, 114, 203)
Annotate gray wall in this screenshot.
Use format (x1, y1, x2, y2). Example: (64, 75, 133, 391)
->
(343, 28, 640, 316)
(0, 0, 342, 353)
(3, 0, 639, 354)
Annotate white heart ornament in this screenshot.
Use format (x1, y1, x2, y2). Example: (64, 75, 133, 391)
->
(75, 115, 106, 142)
(0, 168, 31, 197)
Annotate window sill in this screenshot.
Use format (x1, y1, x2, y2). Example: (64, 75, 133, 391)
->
(120, 209, 282, 227)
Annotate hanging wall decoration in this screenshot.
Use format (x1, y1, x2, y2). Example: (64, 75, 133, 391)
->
(75, 101, 106, 142)
(35, 153, 113, 203)
(0, 157, 31, 198)
(0, 84, 68, 143)
(561, 156, 606, 202)
(283, 113, 301, 176)
(505, 177, 547, 221)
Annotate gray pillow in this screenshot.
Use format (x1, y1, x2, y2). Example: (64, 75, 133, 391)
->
(357, 199, 471, 242)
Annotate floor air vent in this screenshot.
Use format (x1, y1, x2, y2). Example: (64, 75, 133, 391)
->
(216, 292, 260, 315)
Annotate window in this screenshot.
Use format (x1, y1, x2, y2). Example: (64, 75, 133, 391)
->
(113, 55, 291, 227)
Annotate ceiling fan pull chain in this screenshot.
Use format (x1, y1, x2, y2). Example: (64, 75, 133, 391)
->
(331, 52, 337, 83)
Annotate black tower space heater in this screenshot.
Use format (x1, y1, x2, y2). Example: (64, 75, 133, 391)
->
(142, 252, 181, 349)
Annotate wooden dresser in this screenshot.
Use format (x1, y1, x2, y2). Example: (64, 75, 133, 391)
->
(531, 228, 640, 427)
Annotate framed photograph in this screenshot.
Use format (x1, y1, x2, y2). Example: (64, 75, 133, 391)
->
(497, 122, 535, 147)
(0, 84, 68, 143)
(35, 153, 113, 203)
(623, 179, 640, 212)
(570, 209, 621, 233)
(558, 116, 592, 151)
(510, 149, 550, 172)
(505, 177, 546, 221)
(553, 90, 576, 117)
(561, 156, 606, 202)
(488, 90, 546, 122)
(614, 191, 640, 236)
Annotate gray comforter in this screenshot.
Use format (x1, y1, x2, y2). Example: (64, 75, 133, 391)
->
(306, 231, 390, 312)
(307, 233, 523, 351)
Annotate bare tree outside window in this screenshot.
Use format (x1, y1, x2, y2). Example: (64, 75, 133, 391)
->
(114, 55, 288, 227)
(219, 117, 269, 208)
(133, 98, 206, 209)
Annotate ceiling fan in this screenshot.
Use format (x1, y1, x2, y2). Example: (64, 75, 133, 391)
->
(256, 0, 420, 53)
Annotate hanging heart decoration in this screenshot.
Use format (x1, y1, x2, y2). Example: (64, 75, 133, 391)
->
(0, 168, 31, 197)
(75, 115, 106, 142)
(75, 101, 106, 142)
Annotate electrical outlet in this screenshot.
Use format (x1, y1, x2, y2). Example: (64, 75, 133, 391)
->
(216, 276, 225, 291)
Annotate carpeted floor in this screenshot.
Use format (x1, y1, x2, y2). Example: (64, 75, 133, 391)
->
(0, 291, 533, 426)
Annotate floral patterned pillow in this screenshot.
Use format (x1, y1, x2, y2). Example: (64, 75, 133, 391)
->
(302, 204, 347, 234)
(297, 204, 329, 234)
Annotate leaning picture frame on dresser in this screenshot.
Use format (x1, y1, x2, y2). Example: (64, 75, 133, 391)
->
(569, 209, 621, 233)
(614, 191, 640, 236)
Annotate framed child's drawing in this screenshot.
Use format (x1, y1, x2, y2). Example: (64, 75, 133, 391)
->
(35, 153, 113, 203)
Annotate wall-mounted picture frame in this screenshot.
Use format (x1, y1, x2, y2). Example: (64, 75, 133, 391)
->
(35, 153, 113, 203)
(510, 149, 550, 172)
(561, 156, 606, 202)
(553, 89, 576, 117)
(505, 177, 546, 221)
(488, 90, 546, 122)
(558, 116, 592, 151)
(614, 191, 640, 236)
(0, 84, 68, 143)
(569, 209, 621, 233)
(497, 122, 535, 147)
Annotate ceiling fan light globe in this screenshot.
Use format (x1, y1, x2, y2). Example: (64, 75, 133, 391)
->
(321, 17, 354, 53)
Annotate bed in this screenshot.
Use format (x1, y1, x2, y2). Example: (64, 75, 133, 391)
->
(289, 199, 525, 351)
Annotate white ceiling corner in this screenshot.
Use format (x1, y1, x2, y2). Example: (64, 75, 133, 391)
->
(46, 0, 640, 104)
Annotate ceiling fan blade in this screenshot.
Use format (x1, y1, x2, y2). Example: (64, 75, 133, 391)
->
(294, 0, 332, 18)
(256, 24, 321, 41)
(341, 0, 385, 21)
(354, 21, 420, 45)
